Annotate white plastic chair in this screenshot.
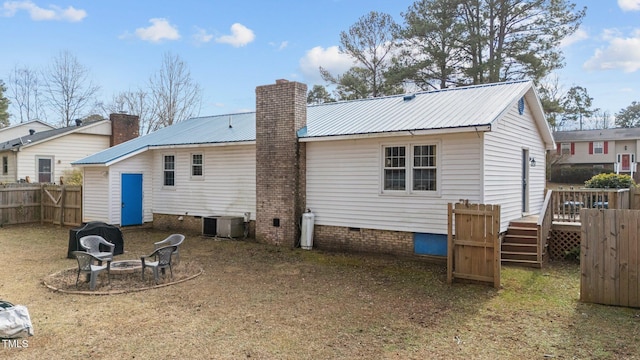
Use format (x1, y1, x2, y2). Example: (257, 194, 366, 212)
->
(72, 251, 110, 290)
(141, 246, 177, 284)
(154, 234, 185, 263)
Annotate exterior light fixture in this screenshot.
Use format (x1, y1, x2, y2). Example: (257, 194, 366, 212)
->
(529, 157, 536, 167)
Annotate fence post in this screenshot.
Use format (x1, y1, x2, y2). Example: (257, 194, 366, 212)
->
(60, 185, 66, 225)
(40, 184, 44, 225)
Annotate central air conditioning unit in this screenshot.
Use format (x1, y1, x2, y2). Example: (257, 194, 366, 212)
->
(202, 216, 244, 238)
(217, 216, 244, 238)
(202, 216, 220, 237)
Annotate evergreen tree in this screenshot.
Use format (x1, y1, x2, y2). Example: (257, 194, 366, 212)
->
(0, 80, 10, 128)
(320, 11, 404, 100)
(394, 0, 586, 87)
(307, 85, 336, 104)
(615, 101, 640, 128)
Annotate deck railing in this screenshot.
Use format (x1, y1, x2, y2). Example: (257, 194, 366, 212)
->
(536, 190, 553, 261)
(551, 188, 630, 223)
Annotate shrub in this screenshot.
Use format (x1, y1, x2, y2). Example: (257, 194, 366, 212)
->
(549, 166, 607, 184)
(564, 246, 580, 262)
(61, 169, 83, 186)
(584, 173, 635, 189)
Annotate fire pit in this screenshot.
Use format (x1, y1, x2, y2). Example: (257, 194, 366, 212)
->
(110, 260, 142, 274)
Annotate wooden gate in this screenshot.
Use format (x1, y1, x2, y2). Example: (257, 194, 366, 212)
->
(581, 209, 640, 308)
(41, 185, 82, 226)
(447, 201, 501, 288)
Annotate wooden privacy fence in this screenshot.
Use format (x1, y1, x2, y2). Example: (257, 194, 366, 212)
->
(0, 184, 82, 227)
(580, 209, 640, 308)
(447, 202, 501, 288)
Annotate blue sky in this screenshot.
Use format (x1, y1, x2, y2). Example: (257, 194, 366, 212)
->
(1, 0, 639, 125)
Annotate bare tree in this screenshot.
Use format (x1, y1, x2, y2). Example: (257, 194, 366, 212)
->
(7, 65, 45, 123)
(148, 52, 202, 132)
(104, 89, 154, 134)
(42, 50, 100, 127)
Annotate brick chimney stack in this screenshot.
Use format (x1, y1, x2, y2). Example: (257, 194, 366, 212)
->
(255, 80, 307, 247)
(109, 113, 140, 146)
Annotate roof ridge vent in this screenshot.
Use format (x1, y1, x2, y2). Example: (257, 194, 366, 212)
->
(403, 94, 416, 101)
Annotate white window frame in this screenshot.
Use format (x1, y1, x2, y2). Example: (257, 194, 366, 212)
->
(190, 153, 204, 180)
(163, 154, 176, 187)
(561, 143, 571, 155)
(381, 142, 440, 196)
(593, 141, 604, 154)
(36, 156, 54, 183)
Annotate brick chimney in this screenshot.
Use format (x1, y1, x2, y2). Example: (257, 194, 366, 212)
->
(255, 80, 307, 247)
(109, 113, 140, 146)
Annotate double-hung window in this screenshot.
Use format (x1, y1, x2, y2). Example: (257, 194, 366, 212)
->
(2, 156, 7, 175)
(413, 145, 437, 191)
(163, 155, 175, 187)
(191, 153, 203, 178)
(593, 141, 603, 154)
(383, 144, 438, 194)
(561, 143, 571, 155)
(383, 146, 406, 190)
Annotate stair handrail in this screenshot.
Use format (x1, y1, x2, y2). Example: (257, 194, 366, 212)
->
(537, 189, 553, 263)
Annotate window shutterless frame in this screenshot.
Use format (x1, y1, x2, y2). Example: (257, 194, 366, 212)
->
(190, 153, 203, 179)
(381, 142, 440, 195)
(163, 154, 175, 187)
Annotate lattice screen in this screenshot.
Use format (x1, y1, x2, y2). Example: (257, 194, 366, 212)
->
(549, 229, 581, 261)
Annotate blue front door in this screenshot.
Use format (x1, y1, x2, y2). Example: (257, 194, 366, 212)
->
(121, 173, 143, 226)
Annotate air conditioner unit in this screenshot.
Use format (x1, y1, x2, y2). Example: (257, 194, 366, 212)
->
(202, 216, 219, 237)
(217, 216, 244, 238)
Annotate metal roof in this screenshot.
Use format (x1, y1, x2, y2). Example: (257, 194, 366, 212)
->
(301, 80, 533, 138)
(73, 112, 255, 165)
(553, 127, 640, 142)
(74, 80, 544, 166)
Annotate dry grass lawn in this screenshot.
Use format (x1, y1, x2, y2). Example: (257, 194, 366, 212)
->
(1, 224, 640, 359)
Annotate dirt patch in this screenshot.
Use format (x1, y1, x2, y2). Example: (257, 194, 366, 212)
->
(43, 260, 203, 295)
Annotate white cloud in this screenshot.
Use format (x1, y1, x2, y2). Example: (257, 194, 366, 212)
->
(560, 28, 589, 48)
(268, 41, 288, 51)
(215, 23, 255, 47)
(584, 29, 640, 73)
(135, 18, 180, 43)
(619, 0, 640, 11)
(2, 1, 86, 22)
(298, 46, 354, 84)
(193, 27, 213, 44)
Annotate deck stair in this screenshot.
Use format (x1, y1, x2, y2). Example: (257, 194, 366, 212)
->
(501, 220, 544, 267)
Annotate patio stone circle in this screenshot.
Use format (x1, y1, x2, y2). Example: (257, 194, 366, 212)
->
(43, 259, 203, 295)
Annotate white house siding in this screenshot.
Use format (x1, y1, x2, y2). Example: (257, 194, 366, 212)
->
(17, 134, 110, 183)
(0, 152, 17, 183)
(107, 152, 154, 224)
(82, 167, 110, 222)
(0, 122, 53, 142)
(305, 133, 483, 235)
(152, 144, 256, 219)
(483, 99, 547, 231)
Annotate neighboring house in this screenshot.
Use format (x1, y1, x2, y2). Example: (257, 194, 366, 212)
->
(553, 128, 639, 182)
(0, 120, 54, 142)
(73, 80, 554, 258)
(0, 114, 138, 184)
